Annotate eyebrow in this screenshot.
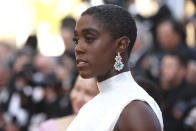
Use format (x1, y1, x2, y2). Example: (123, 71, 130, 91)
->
(74, 28, 100, 35)
(82, 28, 100, 34)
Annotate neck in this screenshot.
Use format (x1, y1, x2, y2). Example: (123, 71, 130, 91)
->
(97, 65, 129, 82)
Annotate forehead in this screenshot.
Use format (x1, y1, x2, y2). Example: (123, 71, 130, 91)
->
(76, 15, 105, 32)
(158, 21, 173, 31)
(163, 55, 179, 64)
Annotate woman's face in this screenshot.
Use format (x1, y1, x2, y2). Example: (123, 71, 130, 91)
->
(71, 76, 98, 114)
(74, 15, 118, 81)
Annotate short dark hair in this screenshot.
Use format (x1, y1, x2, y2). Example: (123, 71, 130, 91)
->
(167, 49, 189, 67)
(61, 16, 76, 31)
(81, 4, 137, 55)
(103, 0, 123, 6)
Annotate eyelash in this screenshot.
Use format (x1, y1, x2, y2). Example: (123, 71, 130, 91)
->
(73, 36, 96, 44)
(85, 37, 95, 43)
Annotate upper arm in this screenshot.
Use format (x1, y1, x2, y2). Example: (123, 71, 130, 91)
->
(115, 100, 161, 131)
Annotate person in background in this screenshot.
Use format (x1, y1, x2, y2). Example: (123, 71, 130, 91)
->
(22, 35, 38, 57)
(0, 62, 12, 112)
(0, 42, 14, 64)
(33, 54, 57, 77)
(160, 51, 188, 91)
(186, 60, 196, 87)
(134, 18, 196, 83)
(39, 75, 98, 131)
(160, 50, 196, 131)
(60, 16, 76, 59)
(59, 16, 78, 89)
(134, 76, 162, 106)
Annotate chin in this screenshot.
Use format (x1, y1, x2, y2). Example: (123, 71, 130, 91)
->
(79, 71, 94, 79)
(73, 108, 80, 114)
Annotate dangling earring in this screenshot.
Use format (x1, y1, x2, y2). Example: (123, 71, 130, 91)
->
(114, 52, 124, 71)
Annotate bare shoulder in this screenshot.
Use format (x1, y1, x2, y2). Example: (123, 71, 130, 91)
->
(114, 100, 161, 131)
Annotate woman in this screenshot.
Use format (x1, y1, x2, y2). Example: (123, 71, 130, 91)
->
(67, 4, 163, 131)
(39, 75, 98, 131)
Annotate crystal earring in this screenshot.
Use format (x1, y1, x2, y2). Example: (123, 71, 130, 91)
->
(114, 52, 124, 71)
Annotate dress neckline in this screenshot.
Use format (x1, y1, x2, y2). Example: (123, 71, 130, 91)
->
(97, 71, 133, 93)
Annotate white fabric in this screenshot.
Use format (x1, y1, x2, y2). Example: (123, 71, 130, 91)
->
(67, 71, 163, 131)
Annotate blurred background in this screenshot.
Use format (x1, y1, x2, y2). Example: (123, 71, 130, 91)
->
(0, 0, 195, 131)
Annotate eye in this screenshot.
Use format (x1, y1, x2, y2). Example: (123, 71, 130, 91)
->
(85, 36, 96, 43)
(73, 37, 79, 44)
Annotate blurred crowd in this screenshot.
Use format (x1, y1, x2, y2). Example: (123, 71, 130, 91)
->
(0, 16, 77, 131)
(0, 0, 196, 131)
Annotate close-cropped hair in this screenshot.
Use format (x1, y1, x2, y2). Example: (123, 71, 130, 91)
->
(81, 4, 137, 55)
(61, 16, 76, 31)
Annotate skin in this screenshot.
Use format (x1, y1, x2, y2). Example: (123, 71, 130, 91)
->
(114, 101, 161, 131)
(160, 55, 185, 90)
(74, 15, 129, 82)
(74, 15, 161, 131)
(156, 21, 180, 50)
(71, 76, 98, 114)
(186, 60, 196, 85)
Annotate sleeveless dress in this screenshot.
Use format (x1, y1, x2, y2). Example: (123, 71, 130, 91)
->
(67, 71, 163, 131)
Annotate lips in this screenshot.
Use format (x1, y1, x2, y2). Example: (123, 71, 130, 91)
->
(76, 58, 88, 69)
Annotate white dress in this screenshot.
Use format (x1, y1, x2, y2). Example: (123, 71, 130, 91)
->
(67, 71, 163, 131)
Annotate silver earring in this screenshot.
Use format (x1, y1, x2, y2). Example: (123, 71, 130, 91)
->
(114, 52, 124, 71)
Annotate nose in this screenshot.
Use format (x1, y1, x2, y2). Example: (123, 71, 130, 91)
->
(75, 40, 85, 56)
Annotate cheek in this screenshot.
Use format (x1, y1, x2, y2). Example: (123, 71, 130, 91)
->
(83, 95, 94, 104)
(161, 66, 177, 81)
(78, 37, 116, 78)
(88, 47, 115, 73)
(89, 57, 114, 77)
(70, 90, 77, 105)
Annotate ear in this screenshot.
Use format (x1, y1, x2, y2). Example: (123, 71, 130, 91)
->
(115, 36, 130, 53)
